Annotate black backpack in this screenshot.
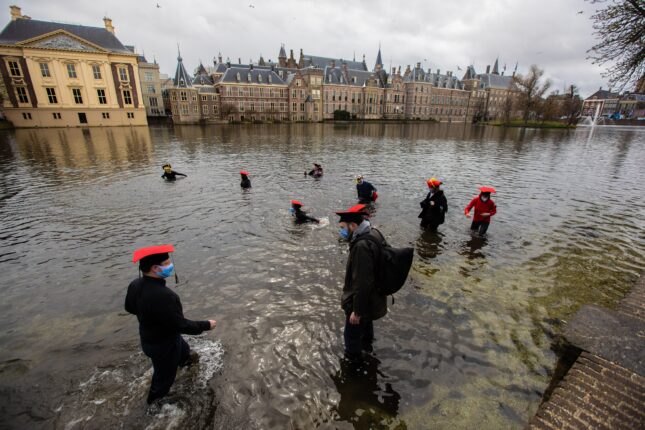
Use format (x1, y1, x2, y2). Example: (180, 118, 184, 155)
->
(356, 229, 414, 300)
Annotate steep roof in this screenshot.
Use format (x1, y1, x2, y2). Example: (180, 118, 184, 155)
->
(323, 67, 377, 87)
(374, 46, 383, 71)
(492, 58, 499, 75)
(0, 18, 132, 54)
(404, 66, 465, 89)
(477, 73, 513, 89)
(174, 52, 192, 88)
(303, 54, 367, 71)
(219, 67, 286, 85)
(586, 89, 620, 100)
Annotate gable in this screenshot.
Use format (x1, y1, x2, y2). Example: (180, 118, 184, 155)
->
(17, 30, 107, 53)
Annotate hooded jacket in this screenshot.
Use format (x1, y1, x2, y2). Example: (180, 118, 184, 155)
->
(418, 189, 448, 225)
(341, 222, 388, 320)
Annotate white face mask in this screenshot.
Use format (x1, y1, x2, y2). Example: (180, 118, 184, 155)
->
(481, 196, 489, 202)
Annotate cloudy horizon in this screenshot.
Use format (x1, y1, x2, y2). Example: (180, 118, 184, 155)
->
(2, 0, 619, 97)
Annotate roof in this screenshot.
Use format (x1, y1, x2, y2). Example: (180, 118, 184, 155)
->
(219, 67, 287, 85)
(174, 54, 192, 88)
(0, 18, 132, 54)
(586, 89, 620, 100)
(403, 66, 465, 89)
(324, 66, 378, 87)
(476, 73, 513, 90)
(374, 46, 383, 71)
(303, 54, 367, 71)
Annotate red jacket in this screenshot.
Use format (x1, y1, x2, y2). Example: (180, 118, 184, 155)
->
(464, 196, 497, 222)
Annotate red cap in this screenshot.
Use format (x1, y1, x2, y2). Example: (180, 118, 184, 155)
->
(291, 200, 303, 206)
(132, 244, 175, 263)
(479, 186, 496, 193)
(427, 177, 442, 188)
(240, 170, 249, 175)
(336, 203, 368, 216)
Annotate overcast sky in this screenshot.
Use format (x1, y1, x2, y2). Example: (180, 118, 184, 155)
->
(5, 0, 613, 97)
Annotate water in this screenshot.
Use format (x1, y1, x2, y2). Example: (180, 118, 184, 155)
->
(0, 123, 643, 429)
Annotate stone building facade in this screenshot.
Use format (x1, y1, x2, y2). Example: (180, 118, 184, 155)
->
(135, 53, 165, 117)
(0, 6, 146, 128)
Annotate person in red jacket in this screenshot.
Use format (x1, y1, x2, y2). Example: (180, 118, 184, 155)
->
(464, 186, 497, 236)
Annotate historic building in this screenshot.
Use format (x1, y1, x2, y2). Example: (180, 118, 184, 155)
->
(461, 59, 521, 121)
(0, 6, 146, 128)
(581, 87, 621, 118)
(134, 51, 165, 117)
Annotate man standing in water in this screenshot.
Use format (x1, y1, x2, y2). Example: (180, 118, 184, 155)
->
(336, 205, 387, 361)
(355, 174, 378, 204)
(418, 177, 448, 231)
(125, 245, 216, 404)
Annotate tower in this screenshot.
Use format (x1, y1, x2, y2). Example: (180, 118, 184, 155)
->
(278, 44, 287, 68)
(374, 42, 383, 72)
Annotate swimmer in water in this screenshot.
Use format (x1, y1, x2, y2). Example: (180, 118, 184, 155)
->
(307, 163, 324, 178)
(161, 163, 187, 181)
(290, 200, 320, 224)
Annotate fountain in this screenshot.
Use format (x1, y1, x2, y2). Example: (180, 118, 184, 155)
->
(578, 103, 604, 127)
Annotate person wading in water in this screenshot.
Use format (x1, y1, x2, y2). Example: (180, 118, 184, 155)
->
(355, 174, 378, 204)
(290, 200, 320, 224)
(418, 177, 448, 231)
(161, 163, 187, 181)
(125, 245, 216, 404)
(240, 170, 251, 189)
(464, 186, 497, 236)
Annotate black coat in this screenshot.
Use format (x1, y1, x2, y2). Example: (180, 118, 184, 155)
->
(418, 190, 448, 226)
(161, 171, 186, 181)
(240, 176, 251, 188)
(294, 208, 319, 224)
(125, 276, 210, 344)
(342, 229, 388, 320)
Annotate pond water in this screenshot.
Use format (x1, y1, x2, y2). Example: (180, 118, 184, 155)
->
(0, 123, 643, 429)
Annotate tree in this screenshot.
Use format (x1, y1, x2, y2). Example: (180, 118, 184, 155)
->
(512, 65, 552, 123)
(501, 94, 515, 125)
(562, 85, 583, 126)
(220, 102, 238, 119)
(587, 0, 645, 91)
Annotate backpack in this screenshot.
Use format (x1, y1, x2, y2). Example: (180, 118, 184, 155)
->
(356, 229, 414, 300)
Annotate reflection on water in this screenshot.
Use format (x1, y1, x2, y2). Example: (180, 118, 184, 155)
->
(0, 123, 643, 429)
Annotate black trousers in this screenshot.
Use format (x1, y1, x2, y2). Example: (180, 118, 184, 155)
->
(470, 220, 490, 235)
(141, 335, 190, 404)
(343, 306, 374, 359)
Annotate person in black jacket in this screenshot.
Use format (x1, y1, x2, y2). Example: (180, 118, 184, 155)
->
(418, 177, 448, 231)
(240, 170, 251, 189)
(161, 163, 187, 181)
(290, 200, 320, 224)
(355, 174, 378, 204)
(125, 245, 216, 404)
(336, 204, 387, 361)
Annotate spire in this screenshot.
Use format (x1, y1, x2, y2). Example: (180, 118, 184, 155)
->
(374, 42, 383, 72)
(279, 44, 287, 59)
(174, 44, 192, 88)
(492, 58, 499, 75)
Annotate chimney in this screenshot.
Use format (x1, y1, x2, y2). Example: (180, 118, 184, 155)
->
(218, 52, 223, 63)
(238, 58, 241, 64)
(103, 17, 115, 34)
(486, 65, 490, 74)
(10, 5, 22, 21)
(437, 69, 440, 75)
(392, 67, 396, 75)
(416, 62, 421, 69)
(250, 63, 254, 70)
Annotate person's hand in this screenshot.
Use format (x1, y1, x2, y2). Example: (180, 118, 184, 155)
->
(430, 201, 435, 206)
(349, 312, 361, 325)
(481, 213, 490, 217)
(208, 320, 217, 330)
(465, 212, 471, 218)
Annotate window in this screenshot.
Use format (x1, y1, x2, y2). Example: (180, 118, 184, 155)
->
(22, 112, 32, 120)
(193, 105, 198, 113)
(145, 72, 154, 82)
(149, 97, 158, 107)
(258, 74, 263, 83)
(147, 85, 155, 94)
(192, 94, 197, 101)
(72, 88, 83, 104)
(78, 113, 87, 124)
(127, 112, 135, 119)
(97, 89, 107, 104)
(180, 91, 187, 101)
(201, 95, 207, 101)
(40, 63, 51, 77)
(300, 103, 305, 112)
(102, 112, 110, 119)
(118, 67, 128, 81)
(202, 105, 209, 115)
(8, 61, 21, 76)
(16, 87, 29, 104)
(292, 102, 297, 111)
(123, 90, 132, 105)
(181, 105, 189, 115)
(67, 63, 77, 78)
(92, 64, 102, 79)
(52, 112, 61, 119)
(46, 87, 58, 104)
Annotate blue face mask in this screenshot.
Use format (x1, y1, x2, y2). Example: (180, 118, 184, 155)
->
(289, 207, 295, 215)
(339, 227, 350, 240)
(155, 262, 174, 279)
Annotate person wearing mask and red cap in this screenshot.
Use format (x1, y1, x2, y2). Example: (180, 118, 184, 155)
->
(464, 187, 497, 236)
(290, 200, 320, 224)
(336, 204, 387, 362)
(418, 177, 448, 231)
(125, 245, 217, 404)
(240, 171, 251, 189)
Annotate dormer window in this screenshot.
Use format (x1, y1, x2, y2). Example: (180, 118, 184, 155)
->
(268, 75, 273, 83)
(247, 73, 252, 82)
(258, 74, 263, 83)
(236, 72, 241, 82)
(352, 76, 357, 84)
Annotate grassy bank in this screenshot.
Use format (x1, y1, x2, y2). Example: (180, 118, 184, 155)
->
(488, 120, 576, 129)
